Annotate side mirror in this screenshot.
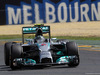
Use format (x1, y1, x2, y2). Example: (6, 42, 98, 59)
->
(51, 38, 57, 40)
(51, 38, 57, 42)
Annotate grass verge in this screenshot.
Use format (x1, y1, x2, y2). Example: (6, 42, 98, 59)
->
(0, 35, 100, 40)
(0, 35, 22, 39)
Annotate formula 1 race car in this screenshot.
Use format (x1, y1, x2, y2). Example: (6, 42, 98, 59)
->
(4, 24, 80, 70)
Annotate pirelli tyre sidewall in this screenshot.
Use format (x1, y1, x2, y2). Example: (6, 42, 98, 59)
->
(10, 44, 23, 70)
(4, 42, 16, 66)
(66, 42, 80, 67)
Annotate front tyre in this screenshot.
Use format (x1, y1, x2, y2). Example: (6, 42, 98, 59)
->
(4, 42, 16, 66)
(66, 42, 80, 67)
(10, 44, 22, 70)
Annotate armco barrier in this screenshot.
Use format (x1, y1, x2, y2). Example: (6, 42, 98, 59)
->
(0, 0, 100, 25)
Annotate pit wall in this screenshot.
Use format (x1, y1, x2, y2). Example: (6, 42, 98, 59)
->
(0, 0, 100, 25)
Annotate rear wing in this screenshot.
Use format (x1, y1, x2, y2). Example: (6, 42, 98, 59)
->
(22, 26, 50, 34)
(22, 26, 51, 43)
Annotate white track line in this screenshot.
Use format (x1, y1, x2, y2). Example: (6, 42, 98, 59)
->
(85, 73, 100, 75)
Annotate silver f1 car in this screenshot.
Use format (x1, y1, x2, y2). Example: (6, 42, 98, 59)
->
(4, 24, 80, 70)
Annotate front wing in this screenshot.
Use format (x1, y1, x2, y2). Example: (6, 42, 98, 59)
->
(12, 56, 78, 67)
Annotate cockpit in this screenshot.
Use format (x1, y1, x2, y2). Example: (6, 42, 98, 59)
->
(34, 35, 45, 43)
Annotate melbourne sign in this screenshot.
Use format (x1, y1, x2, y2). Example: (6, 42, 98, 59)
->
(5, 0, 100, 25)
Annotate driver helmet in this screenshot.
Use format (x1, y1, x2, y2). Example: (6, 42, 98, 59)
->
(34, 35, 45, 43)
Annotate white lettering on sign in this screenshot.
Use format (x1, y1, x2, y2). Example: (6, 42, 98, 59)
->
(6, 1, 100, 25)
(23, 5, 32, 24)
(7, 7, 21, 24)
(91, 2, 100, 21)
(81, 4, 90, 21)
(58, 2, 68, 22)
(34, 4, 43, 23)
(69, 2, 79, 22)
(45, 2, 56, 23)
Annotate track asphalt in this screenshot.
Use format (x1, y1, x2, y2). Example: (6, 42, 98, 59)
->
(0, 40, 100, 75)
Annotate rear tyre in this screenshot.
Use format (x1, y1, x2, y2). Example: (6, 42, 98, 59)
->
(66, 42, 80, 67)
(10, 44, 22, 70)
(4, 42, 16, 66)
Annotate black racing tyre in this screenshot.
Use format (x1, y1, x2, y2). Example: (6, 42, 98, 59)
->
(10, 44, 22, 70)
(4, 42, 16, 66)
(66, 42, 80, 67)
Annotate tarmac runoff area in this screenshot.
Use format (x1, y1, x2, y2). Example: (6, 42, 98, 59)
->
(0, 40, 100, 75)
